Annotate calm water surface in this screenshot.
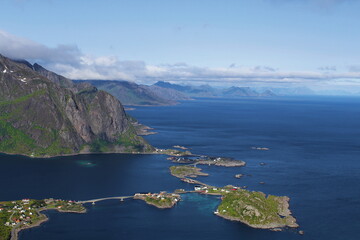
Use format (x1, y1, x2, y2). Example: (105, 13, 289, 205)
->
(1, 96, 360, 240)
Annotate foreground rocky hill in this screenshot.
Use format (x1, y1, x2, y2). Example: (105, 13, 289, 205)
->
(0, 54, 153, 157)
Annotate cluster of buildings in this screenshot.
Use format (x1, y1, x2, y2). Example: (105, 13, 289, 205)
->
(194, 185, 240, 194)
(134, 192, 181, 205)
(1, 199, 39, 227)
(1, 198, 79, 228)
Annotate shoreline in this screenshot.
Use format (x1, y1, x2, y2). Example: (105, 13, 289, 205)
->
(214, 212, 297, 230)
(0, 149, 186, 159)
(11, 212, 48, 240)
(10, 208, 86, 240)
(212, 193, 299, 230)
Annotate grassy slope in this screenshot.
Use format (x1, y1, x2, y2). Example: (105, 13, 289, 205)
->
(0, 215, 10, 240)
(169, 165, 208, 178)
(0, 90, 73, 157)
(217, 189, 295, 228)
(145, 197, 173, 207)
(88, 122, 154, 154)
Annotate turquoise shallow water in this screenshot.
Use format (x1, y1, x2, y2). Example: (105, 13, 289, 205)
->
(1, 96, 360, 240)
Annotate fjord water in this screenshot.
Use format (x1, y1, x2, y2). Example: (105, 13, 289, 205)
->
(1, 97, 360, 240)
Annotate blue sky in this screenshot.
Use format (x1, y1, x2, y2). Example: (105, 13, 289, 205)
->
(1, 0, 360, 91)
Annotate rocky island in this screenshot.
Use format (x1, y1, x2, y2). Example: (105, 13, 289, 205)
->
(169, 165, 298, 230)
(167, 156, 246, 167)
(190, 185, 298, 229)
(196, 157, 246, 167)
(170, 165, 209, 178)
(214, 187, 297, 229)
(134, 192, 181, 209)
(252, 147, 270, 151)
(172, 145, 188, 150)
(234, 174, 244, 178)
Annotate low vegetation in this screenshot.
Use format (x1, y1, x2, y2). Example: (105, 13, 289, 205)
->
(134, 192, 181, 209)
(212, 187, 298, 228)
(169, 165, 209, 178)
(89, 126, 154, 154)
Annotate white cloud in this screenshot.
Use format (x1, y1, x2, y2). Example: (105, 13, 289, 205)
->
(1, 29, 360, 87)
(0, 30, 81, 65)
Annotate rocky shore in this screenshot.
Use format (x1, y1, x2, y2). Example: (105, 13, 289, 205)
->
(173, 145, 188, 150)
(212, 188, 298, 230)
(10, 213, 48, 240)
(132, 121, 157, 136)
(196, 158, 246, 167)
(167, 156, 246, 167)
(214, 211, 298, 229)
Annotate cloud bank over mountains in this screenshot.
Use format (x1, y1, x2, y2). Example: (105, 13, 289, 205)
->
(1, 29, 360, 88)
(0, 30, 81, 65)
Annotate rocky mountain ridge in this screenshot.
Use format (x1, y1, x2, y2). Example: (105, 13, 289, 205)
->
(75, 80, 191, 106)
(0, 54, 153, 157)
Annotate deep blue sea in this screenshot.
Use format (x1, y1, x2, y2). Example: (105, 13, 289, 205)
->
(1, 96, 360, 240)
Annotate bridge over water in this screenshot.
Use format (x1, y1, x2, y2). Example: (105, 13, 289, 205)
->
(78, 196, 134, 204)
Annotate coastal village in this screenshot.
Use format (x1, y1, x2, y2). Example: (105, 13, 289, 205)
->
(0, 199, 85, 240)
(0, 199, 45, 230)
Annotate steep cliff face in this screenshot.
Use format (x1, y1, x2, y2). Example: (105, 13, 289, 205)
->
(0, 54, 153, 157)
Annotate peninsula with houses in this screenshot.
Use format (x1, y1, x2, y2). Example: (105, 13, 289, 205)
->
(0, 198, 85, 240)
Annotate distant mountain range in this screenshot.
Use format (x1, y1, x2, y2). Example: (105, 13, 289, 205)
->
(263, 87, 316, 96)
(153, 81, 277, 98)
(0, 55, 152, 157)
(153, 81, 219, 98)
(77, 80, 278, 106)
(76, 78, 359, 108)
(75, 80, 191, 106)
